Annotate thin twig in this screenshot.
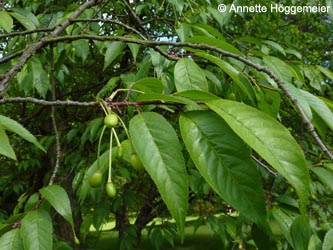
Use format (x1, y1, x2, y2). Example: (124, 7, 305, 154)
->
(251, 155, 277, 176)
(141, 17, 175, 25)
(0, 27, 54, 39)
(70, 18, 146, 40)
(121, 0, 180, 61)
(0, 49, 24, 64)
(308, 162, 324, 168)
(48, 43, 61, 186)
(122, 0, 144, 32)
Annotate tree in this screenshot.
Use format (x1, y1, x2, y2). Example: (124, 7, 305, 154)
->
(0, 0, 333, 249)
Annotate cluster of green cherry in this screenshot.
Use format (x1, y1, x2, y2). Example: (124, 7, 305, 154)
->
(88, 102, 143, 198)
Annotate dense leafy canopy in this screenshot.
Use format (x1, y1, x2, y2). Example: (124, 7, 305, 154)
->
(0, 0, 333, 249)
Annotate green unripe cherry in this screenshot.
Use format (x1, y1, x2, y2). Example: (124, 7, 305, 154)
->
(117, 145, 123, 158)
(130, 154, 144, 171)
(89, 171, 102, 187)
(227, 93, 236, 101)
(106, 182, 117, 197)
(104, 113, 119, 128)
(74, 235, 80, 245)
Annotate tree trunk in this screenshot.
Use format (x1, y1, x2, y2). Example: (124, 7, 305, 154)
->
(116, 201, 129, 239)
(134, 183, 166, 242)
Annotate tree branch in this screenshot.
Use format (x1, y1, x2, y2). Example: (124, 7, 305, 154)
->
(0, 0, 98, 96)
(39, 34, 333, 160)
(0, 97, 98, 106)
(2, 29, 332, 159)
(0, 96, 200, 108)
(0, 27, 54, 39)
(0, 49, 24, 64)
(122, 0, 144, 33)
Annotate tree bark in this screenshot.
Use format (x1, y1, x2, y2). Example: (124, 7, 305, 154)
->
(134, 182, 166, 241)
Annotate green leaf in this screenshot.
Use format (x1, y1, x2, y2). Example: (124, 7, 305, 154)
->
(204, 69, 223, 95)
(303, 65, 324, 92)
(190, 24, 224, 39)
(271, 207, 296, 246)
(21, 209, 53, 250)
(263, 56, 299, 83)
(323, 229, 333, 250)
(175, 22, 190, 42)
(96, 77, 120, 99)
(0, 115, 45, 153)
(263, 40, 286, 56)
(30, 59, 50, 98)
(311, 167, 333, 192)
(72, 40, 89, 62)
(10, 8, 39, 30)
(0, 11, 13, 33)
(319, 96, 333, 111)
(24, 193, 39, 212)
(133, 77, 165, 93)
(39, 185, 74, 227)
(16, 64, 32, 95)
(284, 86, 333, 133)
(317, 65, 333, 81)
(103, 42, 126, 70)
(194, 52, 256, 104)
(167, 0, 184, 13)
(240, 35, 262, 46)
(149, 48, 169, 78)
(92, 203, 110, 231)
(0, 127, 16, 160)
(308, 234, 322, 250)
(185, 36, 242, 55)
(207, 6, 231, 27)
(251, 224, 275, 250)
(206, 99, 310, 212)
(175, 90, 220, 102)
(174, 58, 208, 92)
(284, 83, 312, 120)
(0, 229, 23, 250)
(285, 48, 302, 59)
(300, 90, 333, 132)
(256, 88, 281, 117)
(179, 111, 268, 230)
(81, 117, 103, 144)
(126, 34, 141, 61)
(129, 112, 188, 239)
(137, 93, 198, 106)
(290, 215, 311, 250)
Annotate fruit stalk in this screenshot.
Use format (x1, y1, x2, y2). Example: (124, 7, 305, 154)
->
(97, 125, 106, 170)
(112, 127, 121, 147)
(108, 129, 113, 183)
(98, 100, 109, 116)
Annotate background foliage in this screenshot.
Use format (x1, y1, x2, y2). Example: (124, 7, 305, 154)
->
(1, 0, 333, 249)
